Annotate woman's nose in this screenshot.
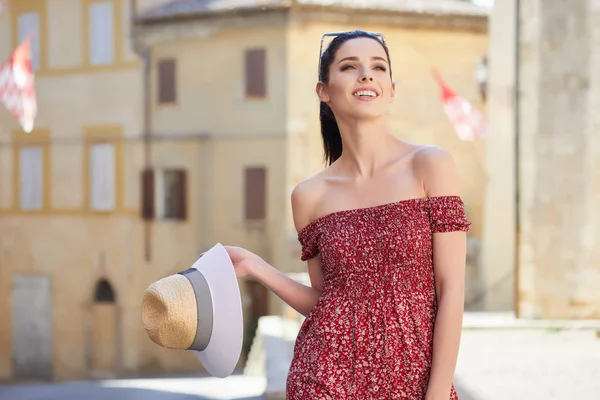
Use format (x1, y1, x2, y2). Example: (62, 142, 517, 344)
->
(360, 74, 374, 82)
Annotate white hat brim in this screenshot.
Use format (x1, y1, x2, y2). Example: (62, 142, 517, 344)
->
(189, 243, 243, 378)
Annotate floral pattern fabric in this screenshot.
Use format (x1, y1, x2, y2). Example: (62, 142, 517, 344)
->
(286, 196, 471, 400)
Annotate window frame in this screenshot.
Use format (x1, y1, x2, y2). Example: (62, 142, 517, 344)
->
(244, 48, 267, 99)
(141, 167, 188, 221)
(12, 129, 51, 212)
(83, 126, 124, 214)
(244, 166, 267, 223)
(88, 1, 115, 66)
(157, 58, 177, 105)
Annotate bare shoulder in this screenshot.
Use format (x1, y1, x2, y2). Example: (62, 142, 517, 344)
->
(291, 171, 328, 233)
(413, 145, 454, 170)
(412, 145, 460, 197)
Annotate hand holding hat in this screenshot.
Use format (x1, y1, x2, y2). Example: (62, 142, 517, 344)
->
(141, 243, 246, 378)
(198, 245, 261, 279)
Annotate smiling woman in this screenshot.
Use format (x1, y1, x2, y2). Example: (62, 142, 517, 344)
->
(215, 29, 470, 400)
(317, 30, 394, 166)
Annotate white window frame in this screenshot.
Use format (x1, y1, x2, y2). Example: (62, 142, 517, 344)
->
(89, 143, 116, 211)
(89, 2, 115, 65)
(19, 147, 43, 210)
(18, 12, 41, 70)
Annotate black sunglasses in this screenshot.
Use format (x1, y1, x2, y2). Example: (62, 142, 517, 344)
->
(318, 31, 386, 75)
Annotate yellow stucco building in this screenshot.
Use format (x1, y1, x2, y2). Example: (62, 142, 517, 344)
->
(0, 0, 489, 382)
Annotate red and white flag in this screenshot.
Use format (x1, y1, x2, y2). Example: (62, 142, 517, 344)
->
(433, 69, 490, 141)
(0, 36, 37, 133)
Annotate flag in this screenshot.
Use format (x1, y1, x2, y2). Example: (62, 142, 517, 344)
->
(0, 37, 37, 133)
(433, 69, 490, 141)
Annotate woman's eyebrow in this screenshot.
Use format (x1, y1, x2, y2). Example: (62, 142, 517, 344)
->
(337, 56, 388, 64)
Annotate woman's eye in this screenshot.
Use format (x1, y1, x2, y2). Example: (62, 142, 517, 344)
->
(340, 64, 387, 72)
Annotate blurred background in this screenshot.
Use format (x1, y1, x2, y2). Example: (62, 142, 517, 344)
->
(0, 0, 598, 399)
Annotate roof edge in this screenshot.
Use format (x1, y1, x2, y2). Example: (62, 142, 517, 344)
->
(136, 1, 489, 24)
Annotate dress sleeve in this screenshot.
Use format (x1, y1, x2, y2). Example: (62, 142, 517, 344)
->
(429, 196, 472, 233)
(298, 222, 320, 261)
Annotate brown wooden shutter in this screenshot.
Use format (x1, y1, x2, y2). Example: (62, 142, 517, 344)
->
(141, 169, 154, 220)
(245, 49, 266, 97)
(245, 167, 266, 220)
(172, 169, 187, 220)
(158, 59, 176, 104)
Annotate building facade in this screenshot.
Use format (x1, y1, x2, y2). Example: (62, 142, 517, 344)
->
(0, 0, 489, 382)
(483, 0, 600, 319)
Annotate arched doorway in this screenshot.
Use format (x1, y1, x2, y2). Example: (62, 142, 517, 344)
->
(90, 279, 118, 378)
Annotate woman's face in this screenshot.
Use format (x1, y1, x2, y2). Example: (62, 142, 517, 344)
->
(318, 37, 395, 121)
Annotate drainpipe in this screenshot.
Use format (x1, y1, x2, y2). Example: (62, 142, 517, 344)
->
(513, 0, 521, 318)
(131, 0, 153, 262)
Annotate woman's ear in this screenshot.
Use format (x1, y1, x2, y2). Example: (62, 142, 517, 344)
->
(316, 82, 330, 103)
(390, 81, 396, 103)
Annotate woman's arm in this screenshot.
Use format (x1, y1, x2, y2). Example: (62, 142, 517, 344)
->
(416, 147, 467, 400)
(249, 257, 322, 317)
(223, 180, 324, 317)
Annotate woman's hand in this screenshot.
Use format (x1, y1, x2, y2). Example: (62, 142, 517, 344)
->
(200, 245, 265, 279)
(222, 245, 266, 279)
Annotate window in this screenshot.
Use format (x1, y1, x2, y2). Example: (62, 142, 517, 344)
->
(141, 169, 155, 220)
(19, 147, 43, 210)
(89, 143, 116, 211)
(156, 169, 186, 219)
(244, 166, 266, 221)
(245, 49, 266, 97)
(158, 59, 176, 104)
(89, 2, 114, 65)
(18, 12, 40, 70)
(141, 168, 187, 220)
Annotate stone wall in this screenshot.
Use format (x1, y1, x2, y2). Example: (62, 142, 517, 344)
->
(517, 0, 600, 318)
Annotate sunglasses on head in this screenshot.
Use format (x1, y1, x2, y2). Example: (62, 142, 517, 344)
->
(318, 31, 386, 74)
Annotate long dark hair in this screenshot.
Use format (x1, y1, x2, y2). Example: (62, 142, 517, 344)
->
(318, 30, 393, 166)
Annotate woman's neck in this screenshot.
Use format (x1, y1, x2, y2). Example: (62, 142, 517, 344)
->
(335, 117, 401, 178)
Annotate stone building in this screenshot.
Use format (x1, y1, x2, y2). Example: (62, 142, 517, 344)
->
(0, 0, 489, 382)
(483, 0, 600, 318)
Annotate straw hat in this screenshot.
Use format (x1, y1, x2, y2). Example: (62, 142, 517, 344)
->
(141, 243, 244, 378)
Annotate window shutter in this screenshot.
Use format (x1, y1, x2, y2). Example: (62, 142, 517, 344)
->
(18, 13, 40, 70)
(172, 170, 187, 220)
(245, 167, 266, 220)
(89, 2, 114, 65)
(90, 143, 115, 211)
(141, 169, 155, 220)
(19, 147, 43, 210)
(245, 49, 266, 97)
(158, 59, 176, 104)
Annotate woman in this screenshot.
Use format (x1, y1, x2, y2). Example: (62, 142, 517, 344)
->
(223, 30, 469, 399)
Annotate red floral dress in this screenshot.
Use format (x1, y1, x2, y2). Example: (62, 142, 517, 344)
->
(286, 196, 471, 399)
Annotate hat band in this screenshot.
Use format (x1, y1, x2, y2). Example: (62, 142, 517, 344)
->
(178, 268, 213, 351)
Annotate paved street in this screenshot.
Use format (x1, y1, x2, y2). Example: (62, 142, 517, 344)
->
(1, 328, 599, 400)
(0, 375, 266, 400)
(454, 329, 600, 400)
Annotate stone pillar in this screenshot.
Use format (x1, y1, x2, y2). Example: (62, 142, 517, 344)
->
(517, 0, 600, 319)
(481, 0, 517, 312)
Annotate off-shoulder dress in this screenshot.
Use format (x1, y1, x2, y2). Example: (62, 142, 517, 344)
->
(286, 196, 471, 400)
